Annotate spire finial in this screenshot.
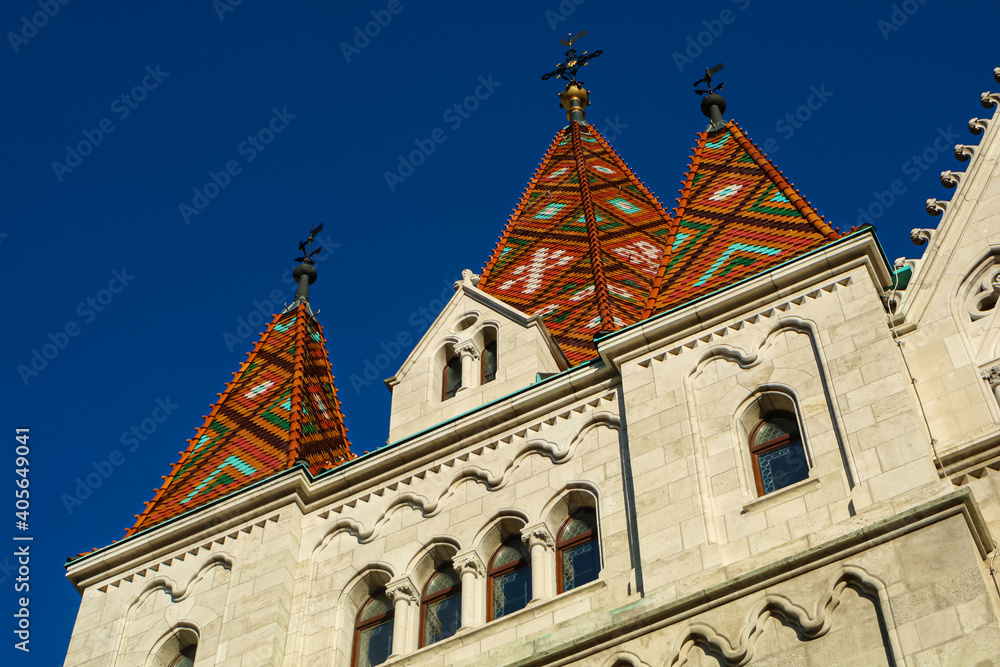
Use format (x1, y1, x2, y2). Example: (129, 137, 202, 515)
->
(542, 31, 602, 123)
(694, 63, 727, 131)
(292, 223, 324, 303)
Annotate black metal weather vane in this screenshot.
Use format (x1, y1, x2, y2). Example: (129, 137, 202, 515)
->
(541, 31, 602, 86)
(693, 63, 724, 96)
(294, 223, 324, 265)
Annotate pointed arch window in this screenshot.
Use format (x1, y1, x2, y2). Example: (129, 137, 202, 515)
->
(352, 590, 394, 667)
(442, 352, 462, 400)
(750, 413, 808, 495)
(420, 564, 461, 647)
(167, 645, 197, 667)
(481, 328, 498, 384)
(488, 538, 531, 620)
(557, 509, 599, 593)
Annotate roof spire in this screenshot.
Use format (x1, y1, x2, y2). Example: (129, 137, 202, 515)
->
(694, 63, 727, 132)
(542, 31, 602, 123)
(292, 223, 324, 303)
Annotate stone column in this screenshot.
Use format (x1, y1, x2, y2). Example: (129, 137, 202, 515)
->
(385, 577, 417, 657)
(983, 366, 1000, 409)
(521, 524, 555, 602)
(452, 550, 486, 629)
(457, 342, 480, 391)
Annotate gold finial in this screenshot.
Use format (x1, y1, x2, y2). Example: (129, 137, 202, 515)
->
(541, 31, 602, 123)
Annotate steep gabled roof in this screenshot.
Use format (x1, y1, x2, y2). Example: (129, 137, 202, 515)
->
(479, 122, 674, 364)
(126, 301, 353, 536)
(643, 121, 840, 317)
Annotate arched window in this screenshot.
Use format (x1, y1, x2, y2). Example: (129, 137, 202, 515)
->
(557, 509, 599, 592)
(750, 412, 808, 495)
(488, 538, 531, 620)
(442, 351, 462, 400)
(167, 645, 197, 667)
(420, 564, 461, 647)
(352, 590, 394, 667)
(481, 329, 498, 384)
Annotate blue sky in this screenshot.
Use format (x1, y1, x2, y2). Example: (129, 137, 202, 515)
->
(3, 0, 999, 663)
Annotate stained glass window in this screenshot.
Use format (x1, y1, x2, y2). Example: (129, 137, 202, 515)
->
(750, 413, 808, 495)
(557, 509, 599, 592)
(488, 539, 530, 620)
(421, 566, 461, 647)
(482, 338, 498, 384)
(353, 591, 393, 667)
(443, 354, 462, 400)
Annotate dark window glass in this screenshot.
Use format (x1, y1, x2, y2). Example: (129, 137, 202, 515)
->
(421, 566, 461, 647)
(443, 354, 462, 400)
(168, 645, 197, 667)
(482, 339, 498, 384)
(557, 510, 599, 592)
(488, 539, 530, 620)
(353, 591, 394, 667)
(750, 413, 808, 495)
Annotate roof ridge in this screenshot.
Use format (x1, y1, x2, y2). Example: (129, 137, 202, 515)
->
(642, 131, 708, 319)
(124, 310, 285, 537)
(726, 121, 839, 240)
(286, 302, 308, 465)
(480, 129, 565, 285)
(570, 121, 615, 332)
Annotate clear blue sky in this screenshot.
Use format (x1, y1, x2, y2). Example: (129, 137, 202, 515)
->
(3, 0, 998, 663)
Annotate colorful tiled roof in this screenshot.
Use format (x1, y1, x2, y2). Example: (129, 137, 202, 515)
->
(479, 122, 674, 364)
(643, 121, 840, 316)
(126, 301, 353, 536)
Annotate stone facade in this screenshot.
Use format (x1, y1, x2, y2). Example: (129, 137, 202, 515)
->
(64, 77, 1000, 666)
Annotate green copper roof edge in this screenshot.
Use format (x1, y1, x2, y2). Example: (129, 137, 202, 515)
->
(595, 226, 889, 346)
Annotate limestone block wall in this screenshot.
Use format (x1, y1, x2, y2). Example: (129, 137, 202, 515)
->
(63, 508, 303, 667)
(617, 263, 945, 600)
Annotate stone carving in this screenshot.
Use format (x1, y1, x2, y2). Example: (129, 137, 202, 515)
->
(966, 262, 1000, 322)
(386, 577, 418, 602)
(995, 67, 1000, 84)
(457, 342, 480, 360)
(520, 524, 555, 548)
(969, 117, 990, 135)
(981, 91, 1000, 109)
(955, 144, 976, 162)
(981, 366, 1000, 389)
(925, 199, 948, 216)
(454, 268, 482, 290)
(940, 170, 963, 188)
(453, 552, 486, 578)
(910, 228, 934, 246)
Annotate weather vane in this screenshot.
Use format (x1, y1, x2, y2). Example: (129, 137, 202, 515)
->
(693, 63, 724, 96)
(295, 223, 324, 265)
(541, 31, 602, 86)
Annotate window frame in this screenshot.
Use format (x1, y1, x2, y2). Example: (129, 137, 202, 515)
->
(419, 565, 462, 648)
(442, 353, 462, 401)
(351, 591, 394, 667)
(481, 330, 498, 384)
(555, 509, 598, 594)
(748, 412, 806, 496)
(486, 538, 531, 621)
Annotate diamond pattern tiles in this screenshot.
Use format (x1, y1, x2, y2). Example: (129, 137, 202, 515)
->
(479, 123, 674, 364)
(644, 121, 839, 317)
(126, 301, 353, 536)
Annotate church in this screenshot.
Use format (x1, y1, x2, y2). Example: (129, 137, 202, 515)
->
(62, 44, 1000, 666)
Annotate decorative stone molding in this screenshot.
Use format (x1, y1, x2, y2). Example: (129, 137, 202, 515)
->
(940, 170, 963, 188)
(520, 523, 555, 549)
(925, 198, 948, 216)
(981, 91, 1000, 109)
(910, 228, 934, 246)
(452, 550, 486, 578)
(454, 268, 481, 290)
(969, 117, 991, 135)
(456, 342, 480, 360)
(982, 366, 1000, 389)
(385, 577, 418, 603)
(995, 67, 1000, 84)
(955, 144, 977, 162)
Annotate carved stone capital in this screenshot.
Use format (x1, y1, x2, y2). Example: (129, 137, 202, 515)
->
(385, 577, 418, 603)
(969, 117, 991, 135)
(910, 228, 934, 246)
(940, 170, 963, 188)
(981, 92, 1000, 109)
(955, 144, 977, 162)
(925, 199, 948, 217)
(520, 523, 555, 549)
(982, 366, 1000, 389)
(455, 342, 480, 359)
(452, 550, 485, 578)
